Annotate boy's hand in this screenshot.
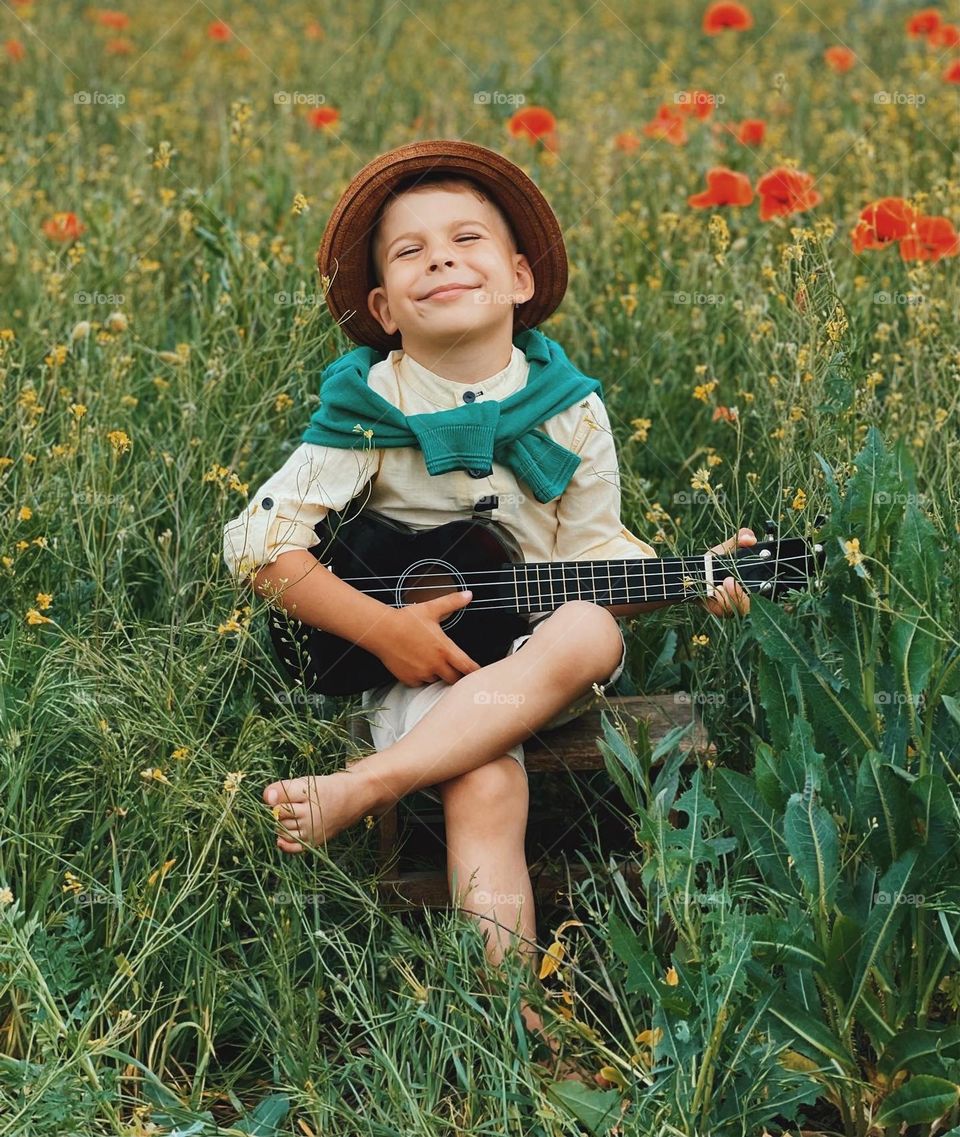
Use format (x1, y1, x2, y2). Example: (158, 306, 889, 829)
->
(702, 528, 757, 617)
(375, 591, 482, 686)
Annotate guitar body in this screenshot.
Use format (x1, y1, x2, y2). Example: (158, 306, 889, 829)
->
(267, 504, 531, 696)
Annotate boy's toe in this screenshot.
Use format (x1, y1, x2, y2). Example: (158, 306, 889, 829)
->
(277, 835, 304, 854)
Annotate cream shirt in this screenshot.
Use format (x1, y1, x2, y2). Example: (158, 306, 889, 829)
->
(222, 343, 657, 614)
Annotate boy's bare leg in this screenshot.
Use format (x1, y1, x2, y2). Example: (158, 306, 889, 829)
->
(263, 601, 622, 851)
(438, 753, 607, 1084)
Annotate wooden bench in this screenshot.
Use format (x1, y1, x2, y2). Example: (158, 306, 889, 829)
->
(349, 693, 714, 910)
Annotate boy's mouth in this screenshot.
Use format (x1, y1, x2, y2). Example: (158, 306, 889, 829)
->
(419, 283, 478, 301)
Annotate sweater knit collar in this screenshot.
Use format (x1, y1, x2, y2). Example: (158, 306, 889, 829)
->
(300, 328, 602, 504)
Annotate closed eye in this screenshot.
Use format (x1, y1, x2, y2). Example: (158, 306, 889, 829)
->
(396, 235, 482, 258)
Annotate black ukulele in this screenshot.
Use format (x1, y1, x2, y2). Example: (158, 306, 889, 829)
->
(266, 497, 824, 697)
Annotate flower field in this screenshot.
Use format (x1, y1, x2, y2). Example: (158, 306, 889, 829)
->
(1, 1, 960, 1134)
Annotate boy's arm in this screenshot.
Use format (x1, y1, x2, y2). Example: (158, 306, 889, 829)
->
(551, 393, 673, 620)
(251, 549, 398, 653)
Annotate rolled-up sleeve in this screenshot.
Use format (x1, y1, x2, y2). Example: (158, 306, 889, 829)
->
(553, 393, 657, 562)
(222, 442, 378, 582)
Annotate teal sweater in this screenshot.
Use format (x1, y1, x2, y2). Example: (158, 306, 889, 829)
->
(300, 327, 604, 504)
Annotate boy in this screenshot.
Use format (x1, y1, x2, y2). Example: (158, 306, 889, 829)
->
(223, 139, 754, 1075)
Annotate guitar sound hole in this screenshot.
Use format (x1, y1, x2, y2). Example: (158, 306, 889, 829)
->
(400, 562, 459, 608)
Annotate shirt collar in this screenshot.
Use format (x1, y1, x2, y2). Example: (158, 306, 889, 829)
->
(389, 344, 528, 408)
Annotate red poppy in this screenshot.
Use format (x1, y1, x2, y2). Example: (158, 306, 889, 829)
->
(688, 167, 754, 208)
(93, 10, 130, 30)
(105, 37, 134, 55)
(851, 197, 919, 253)
(614, 130, 642, 152)
(712, 405, 739, 422)
(43, 212, 86, 242)
(824, 45, 856, 72)
(756, 167, 821, 220)
(734, 118, 765, 145)
(674, 90, 716, 119)
(703, 2, 754, 34)
(930, 22, 960, 46)
(944, 59, 960, 82)
(206, 20, 231, 42)
(507, 106, 557, 145)
(906, 8, 941, 37)
(307, 106, 340, 129)
(642, 105, 688, 145)
(899, 215, 960, 260)
(4, 38, 25, 61)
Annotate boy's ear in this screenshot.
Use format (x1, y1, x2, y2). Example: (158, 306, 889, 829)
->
(515, 252, 536, 306)
(367, 286, 398, 336)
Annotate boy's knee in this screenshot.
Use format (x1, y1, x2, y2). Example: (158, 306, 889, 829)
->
(440, 754, 527, 818)
(537, 601, 623, 681)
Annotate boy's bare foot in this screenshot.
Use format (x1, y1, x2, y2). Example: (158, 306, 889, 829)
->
(262, 769, 388, 853)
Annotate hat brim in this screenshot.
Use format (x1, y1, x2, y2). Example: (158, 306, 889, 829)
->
(316, 138, 568, 354)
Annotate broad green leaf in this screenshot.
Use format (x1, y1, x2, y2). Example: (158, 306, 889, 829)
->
(875, 1075, 959, 1126)
(235, 1094, 291, 1136)
(784, 776, 840, 911)
(893, 501, 943, 611)
(607, 912, 661, 1001)
(891, 606, 939, 720)
(765, 996, 855, 1071)
(854, 751, 916, 872)
(878, 1026, 960, 1079)
(756, 652, 795, 752)
(823, 914, 862, 1005)
(714, 769, 792, 892)
(844, 850, 920, 1032)
(747, 594, 843, 693)
(545, 1081, 623, 1135)
(840, 426, 901, 547)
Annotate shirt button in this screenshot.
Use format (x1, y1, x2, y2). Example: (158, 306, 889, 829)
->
(261, 497, 274, 509)
(462, 390, 476, 403)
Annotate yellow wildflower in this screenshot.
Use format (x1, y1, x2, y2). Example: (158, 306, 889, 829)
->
(107, 430, 131, 455)
(35, 592, 53, 610)
(223, 771, 245, 793)
(844, 538, 864, 567)
(139, 767, 171, 786)
(18, 506, 32, 522)
(25, 609, 53, 626)
(291, 192, 310, 216)
(70, 403, 88, 419)
(630, 417, 652, 443)
(791, 489, 807, 511)
(664, 966, 679, 986)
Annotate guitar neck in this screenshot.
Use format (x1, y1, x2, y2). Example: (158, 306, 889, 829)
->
(507, 553, 738, 613)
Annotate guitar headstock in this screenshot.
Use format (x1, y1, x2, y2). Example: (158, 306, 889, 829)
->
(721, 517, 826, 600)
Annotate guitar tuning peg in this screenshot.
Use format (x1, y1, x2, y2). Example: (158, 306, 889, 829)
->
(763, 518, 778, 539)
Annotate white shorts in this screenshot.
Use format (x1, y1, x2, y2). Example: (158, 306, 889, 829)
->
(358, 614, 627, 790)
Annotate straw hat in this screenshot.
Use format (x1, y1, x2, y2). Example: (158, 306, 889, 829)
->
(316, 138, 568, 353)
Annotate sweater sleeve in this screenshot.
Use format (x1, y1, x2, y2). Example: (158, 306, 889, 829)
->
(222, 441, 378, 581)
(552, 393, 658, 563)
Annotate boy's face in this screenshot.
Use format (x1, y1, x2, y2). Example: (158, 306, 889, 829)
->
(367, 187, 535, 350)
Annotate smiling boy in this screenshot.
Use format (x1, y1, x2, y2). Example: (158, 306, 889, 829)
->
(223, 139, 754, 1077)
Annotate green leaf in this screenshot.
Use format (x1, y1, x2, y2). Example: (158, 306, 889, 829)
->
(544, 1081, 623, 1135)
(878, 1026, 960, 1079)
(714, 769, 792, 891)
(747, 594, 844, 693)
(765, 996, 855, 1071)
(844, 850, 920, 1032)
(784, 774, 840, 911)
(875, 1074, 959, 1126)
(891, 606, 939, 718)
(840, 426, 901, 548)
(607, 912, 661, 1000)
(854, 751, 916, 872)
(756, 652, 795, 752)
(235, 1093, 291, 1136)
(893, 500, 943, 610)
(823, 914, 863, 1005)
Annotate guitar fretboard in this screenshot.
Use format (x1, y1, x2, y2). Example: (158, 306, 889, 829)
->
(508, 554, 726, 613)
